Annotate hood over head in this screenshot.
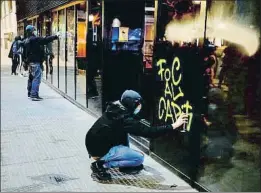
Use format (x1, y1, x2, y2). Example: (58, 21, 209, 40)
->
(105, 100, 130, 120)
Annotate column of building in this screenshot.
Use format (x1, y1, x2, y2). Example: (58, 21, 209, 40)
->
(1, 0, 17, 52)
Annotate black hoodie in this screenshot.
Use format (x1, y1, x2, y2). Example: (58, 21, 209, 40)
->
(23, 35, 58, 63)
(85, 101, 173, 157)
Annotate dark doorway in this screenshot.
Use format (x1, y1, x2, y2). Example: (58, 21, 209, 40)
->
(102, 0, 145, 111)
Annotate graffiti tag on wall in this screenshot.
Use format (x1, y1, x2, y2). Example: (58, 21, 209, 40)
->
(156, 57, 193, 131)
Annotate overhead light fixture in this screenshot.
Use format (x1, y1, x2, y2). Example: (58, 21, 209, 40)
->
(112, 18, 121, 27)
(89, 14, 94, 22)
(193, 0, 201, 4)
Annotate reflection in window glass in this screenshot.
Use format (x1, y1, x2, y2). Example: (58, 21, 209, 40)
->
(87, 3, 102, 115)
(51, 11, 58, 87)
(76, 2, 87, 107)
(199, 0, 260, 191)
(151, 0, 206, 181)
(58, 9, 66, 93)
(42, 15, 51, 81)
(66, 6, 76, 99)
(143, 12, 154, 69)
(151, 0, 260, 192)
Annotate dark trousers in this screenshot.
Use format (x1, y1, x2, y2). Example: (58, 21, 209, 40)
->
(27, 67, 34, 95)
(11, 54, 19, 74)
(87, 66, 98, 97)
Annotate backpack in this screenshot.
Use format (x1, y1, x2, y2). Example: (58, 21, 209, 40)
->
(8, 42, 15, 58)
(12, 41, 20, 54)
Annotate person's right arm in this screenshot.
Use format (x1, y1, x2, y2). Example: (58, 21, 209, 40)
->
(123, 113, 188, 138)
(37, 35, 59, 45)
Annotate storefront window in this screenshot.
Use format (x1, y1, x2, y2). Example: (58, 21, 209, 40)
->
(102, 0, 144, 114)
(143, 6, 155, 70)
(76, 2, 88, 108)
(58, 9, 66, 93)
(66, 6, 76, 99)
(151, 0, 260, 192)
(151, 0, 206, 185)
(41, 14, 52, 81)
(198, 0, 260, 191)
(17, 22, 24, 37)
(87, 0, 102, 115)
(51, 11, 59, 87)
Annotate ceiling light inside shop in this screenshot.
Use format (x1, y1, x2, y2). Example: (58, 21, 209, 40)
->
(112, 18, 121, 27)
(89, 14, 94, 22)
(193, 0, 201, 4)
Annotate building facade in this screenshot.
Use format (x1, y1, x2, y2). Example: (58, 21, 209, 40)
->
(1, 0, 17, 50)
(16, 0, 260, 191)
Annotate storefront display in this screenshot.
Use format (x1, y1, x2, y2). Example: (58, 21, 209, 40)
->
(143, 11, 154, 69)
(151, 0, 260, 191)
(51, 11, 59, 87)
(77, 10, 87, 58)
(75, 2, 88, 108)
(66, 6, 76, 99)
(86, 0, 102, 114)
(58, 9, 66, 93)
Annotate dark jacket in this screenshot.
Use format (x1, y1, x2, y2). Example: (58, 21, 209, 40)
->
(85, 101, 173, 157)
(23, 35, 58, 63)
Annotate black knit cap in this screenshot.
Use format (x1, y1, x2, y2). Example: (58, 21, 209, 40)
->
(120, 90, 142, 111)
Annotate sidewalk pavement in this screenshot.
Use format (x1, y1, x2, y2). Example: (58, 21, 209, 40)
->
(1, 66, 197, 192)
(1, 47, 11, 66)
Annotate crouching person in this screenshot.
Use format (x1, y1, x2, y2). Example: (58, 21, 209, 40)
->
(85, 90, 188, 180)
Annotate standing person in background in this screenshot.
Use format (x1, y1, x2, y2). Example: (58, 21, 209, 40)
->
(8, 36, 22, 75)
(23, 25, 59, 101)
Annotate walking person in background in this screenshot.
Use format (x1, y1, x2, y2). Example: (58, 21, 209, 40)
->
(85, 90, 188, 180)
(23, 25, 59, 101)
(8, 36, 22, 75)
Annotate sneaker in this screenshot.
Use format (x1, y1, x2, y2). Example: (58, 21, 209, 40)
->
(119, 164, 144, 174)
(91, 160, 111, 181)
(31, 96, 43, 101)
(28, 93, 31, 98)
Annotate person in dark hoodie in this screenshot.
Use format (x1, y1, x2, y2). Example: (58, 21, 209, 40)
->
(8, 36, 22, 75)
(85, 90, 188, 180)
(23, 25, 59, 101)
